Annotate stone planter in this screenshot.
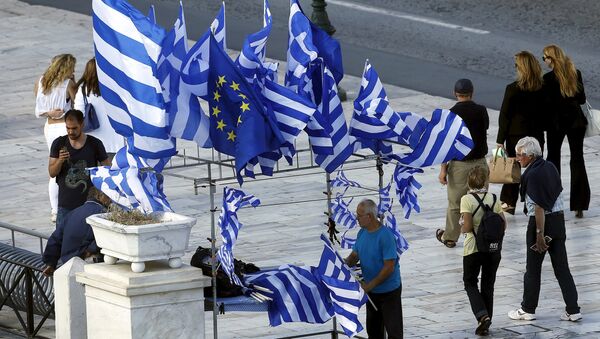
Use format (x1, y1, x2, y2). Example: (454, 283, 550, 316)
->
(86, 212, 196, 273)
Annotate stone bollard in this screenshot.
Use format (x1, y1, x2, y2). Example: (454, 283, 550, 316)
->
(76, 260, 210, 339)
(54, 257, 87, 339)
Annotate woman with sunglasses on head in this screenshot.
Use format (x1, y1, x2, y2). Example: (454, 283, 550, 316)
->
(34, 54, 77, 223)
(542, 45, 589, 219)
(496, 51, 545, 215)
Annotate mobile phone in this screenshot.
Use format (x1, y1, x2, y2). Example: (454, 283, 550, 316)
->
(530, 236, 552, 251)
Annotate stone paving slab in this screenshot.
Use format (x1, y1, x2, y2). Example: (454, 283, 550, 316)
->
(0, 0, 599, 338)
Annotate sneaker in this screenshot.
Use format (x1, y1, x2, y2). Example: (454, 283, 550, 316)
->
(51, 212, 57, 223)
(560, 312, 582, 322)
(508, 308, 536, 320)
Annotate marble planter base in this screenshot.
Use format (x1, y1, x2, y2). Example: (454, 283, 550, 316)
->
(87, 212, 196, 272)
(76, 261, 210, 339)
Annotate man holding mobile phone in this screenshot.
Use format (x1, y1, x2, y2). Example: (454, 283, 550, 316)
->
(508, 137, 581, 323)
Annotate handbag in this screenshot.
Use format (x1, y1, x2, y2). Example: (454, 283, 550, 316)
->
(583, 101, 600, 138)
(83, 95, 100, 132)
(488, 149, 520, 184)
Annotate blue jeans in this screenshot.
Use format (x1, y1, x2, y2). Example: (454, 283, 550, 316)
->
(55, 207, 72, 231)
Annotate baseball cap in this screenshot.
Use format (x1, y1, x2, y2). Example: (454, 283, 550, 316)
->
(454, 78, 474, 94)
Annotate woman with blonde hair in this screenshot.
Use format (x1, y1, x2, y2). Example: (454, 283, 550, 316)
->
(542, 44, 589, 218)
(74, 58, 124, 157)
(496, 51, 545, 214)
(34, 54, 77, 222)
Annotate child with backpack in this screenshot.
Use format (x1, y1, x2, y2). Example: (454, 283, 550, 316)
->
(460, 166, 507, 336)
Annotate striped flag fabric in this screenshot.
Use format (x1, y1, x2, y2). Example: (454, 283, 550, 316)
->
(340, 229, 356, 250)
(330, 169, 362, 189)
(330, 193, 358, 229)
(397, 108, 474, 167)
(157, 2, 211, 148)
(378, 182, 409, 255)
(378, 182, 393, 216)
(146, 4, 155, 23)
(92, 0, 176, 159)
(216, 187, 260, 285)
(393, 164, 423, 219)
(179, 2, 226, 99)
(317, 234, 366, 338)
(243, 264, 333, 326)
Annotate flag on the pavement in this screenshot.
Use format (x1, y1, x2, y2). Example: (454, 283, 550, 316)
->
(243, 264, 334, 326)
(207, 34, 284, 185)
(316, 234, 366, 338)
(92, 0, 176, 159)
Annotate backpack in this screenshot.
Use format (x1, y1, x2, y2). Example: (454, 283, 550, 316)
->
(471, 193, 505, 253)
(190, 246, 260, 298)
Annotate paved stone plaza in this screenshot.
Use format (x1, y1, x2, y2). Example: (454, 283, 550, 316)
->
(0, 1, 599, 338)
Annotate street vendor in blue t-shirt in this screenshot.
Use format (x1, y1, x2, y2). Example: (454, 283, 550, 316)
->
(345, 199, 403, 339)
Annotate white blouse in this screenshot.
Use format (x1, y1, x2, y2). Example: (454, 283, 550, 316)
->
(35, 77, 71, 118)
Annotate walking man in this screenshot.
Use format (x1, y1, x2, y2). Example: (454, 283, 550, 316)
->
(437, 79, 489, 248)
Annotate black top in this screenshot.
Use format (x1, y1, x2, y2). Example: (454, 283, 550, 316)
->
(543, 70, 586, 131)
(520, 157, 562, 212)
(50, 135, 108, 210)
(450, 100, 489, 160)
(497, 82, 545, 144)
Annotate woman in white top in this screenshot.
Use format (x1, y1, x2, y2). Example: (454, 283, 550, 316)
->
(74, 58, 125, 156)
(34, 54, 77, 222)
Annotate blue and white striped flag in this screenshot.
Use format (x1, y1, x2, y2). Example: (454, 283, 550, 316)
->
(312, 64, 353, 172)
(236, 0, 278, 86)
(244, 264, 333, 326)
(216, 187, 260, 285)
(397, 108, 474, 167)
(317, 234, 366, 338)
(330, 170, 362, 189)
(179, 2, 226, 99)
(330, 193, 357, 229)
(340, 229, 356, 250)
(378, 182, 409, 255)
(393, 164, 423, 219)
(157, 2, 211, 148)
(146, 4, 155, 23)
(92, 0, 176, 159)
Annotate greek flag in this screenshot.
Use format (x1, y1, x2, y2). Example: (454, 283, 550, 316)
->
(313, 64, 354, 173)
(179, 2, 226, 99)
(236, 0, 278, 85)
(156, 3, 211, 148)
(92, 0, 176, 159)
(216, 187, 260, 285)
(340, 229, 356, 250)
(317, 234, 366, 338)
(379, 182, 409, 255)
(393, 164, 423, 219)
(397, 108, 474, 167)
(244, 264, 333, 326)
(330, 193, 358, 230)
(330, 170, 362, 189)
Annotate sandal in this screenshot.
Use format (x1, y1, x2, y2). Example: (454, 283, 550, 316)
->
(501, 202, 515, 215)
(436, 229, 456, 248)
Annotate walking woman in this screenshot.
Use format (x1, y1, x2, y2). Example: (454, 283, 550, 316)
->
(496, 51, 545, 215)
(34, 54, 77, 223)
(460, 166, 506, 336)
(542, 45, 589, 218)
(74, 58, 124, 158)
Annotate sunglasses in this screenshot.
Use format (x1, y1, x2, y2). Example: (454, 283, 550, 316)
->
(542, 55, 551, 61)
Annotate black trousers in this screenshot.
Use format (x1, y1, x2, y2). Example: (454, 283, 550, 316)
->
(546, 126, 590, 211)
(366, 286, 403, 339)
(463, 252, 501, 321)
(500, 134, 544, 208)
(521, 213, 580, 314)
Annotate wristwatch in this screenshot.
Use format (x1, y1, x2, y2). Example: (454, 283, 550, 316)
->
(536, 229, 543, 234)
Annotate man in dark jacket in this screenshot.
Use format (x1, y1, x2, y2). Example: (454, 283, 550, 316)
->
(437, 79, 489, 248)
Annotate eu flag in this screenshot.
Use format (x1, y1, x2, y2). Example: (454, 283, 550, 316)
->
(207, 34, 284, 184)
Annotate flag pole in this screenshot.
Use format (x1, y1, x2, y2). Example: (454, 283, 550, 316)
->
(325, 172, 339, 338)
(208, 164, 218, 339)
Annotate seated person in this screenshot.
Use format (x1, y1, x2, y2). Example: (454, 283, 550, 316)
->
(42, 186, 112, 276)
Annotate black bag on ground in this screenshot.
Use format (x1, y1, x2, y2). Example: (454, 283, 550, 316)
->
(190, 245, 260, 298)
(471, 193, 505, 253)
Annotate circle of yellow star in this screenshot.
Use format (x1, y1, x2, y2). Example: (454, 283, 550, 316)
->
(213, 91, 221, 102)
(227, 130, 236, 141)
(237, 115, 242, 126)
(212, 106, 221, 117)
(216, 119, 226, 131)
(240, 101, 250, 112)
(238, 93, 247, 99)
(230, 81, 240, 91)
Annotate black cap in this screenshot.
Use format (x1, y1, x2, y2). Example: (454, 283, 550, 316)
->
(454, 78, 474, 94)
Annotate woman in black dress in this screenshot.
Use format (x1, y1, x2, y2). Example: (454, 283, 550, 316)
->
(496, 51, 545, 214)
(542, 44, 589, 218)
